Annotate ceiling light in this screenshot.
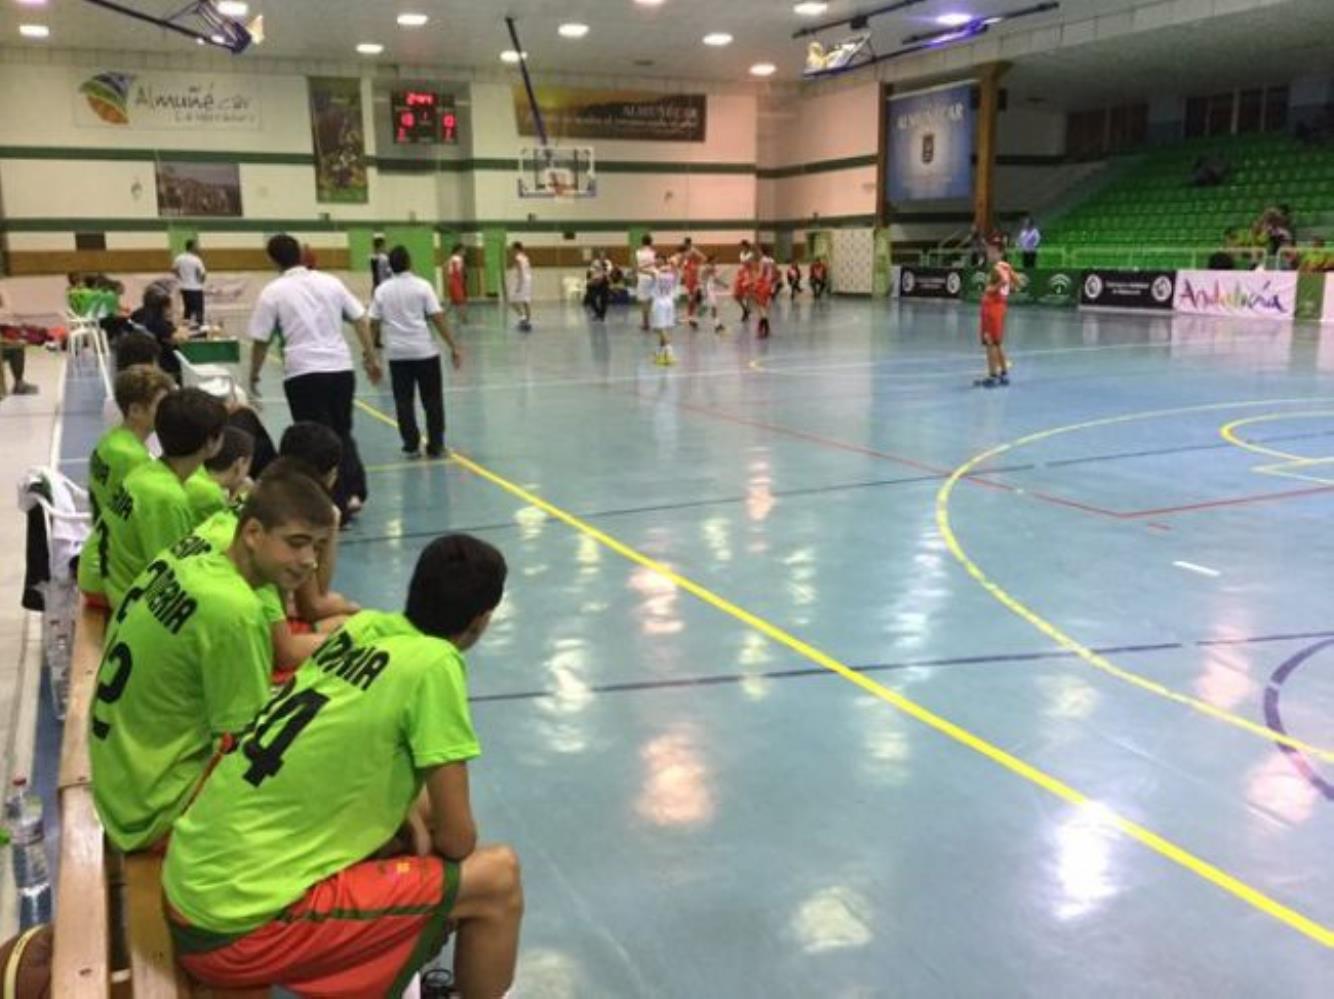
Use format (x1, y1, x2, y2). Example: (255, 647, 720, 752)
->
(793, 2, 828, 15)
(703, 32, 733, 47)
(397, 13, 429, 27)
(935, 12, 972, 27)
(356, 42, 384, 55)
(15, 0, 50, 7)
(635, 0, 666, 6)
(749, 62, 776, 77)
(210, 33, 225, 44)
(558, 22, 589, 38)
(500, 49, 527, 63)
(216, 1, 248, 16)
(18, 24, 50, 39)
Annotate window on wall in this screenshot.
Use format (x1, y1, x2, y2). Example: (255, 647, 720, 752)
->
(1108, 103, 1148, 151)
(1185, 96, 1207, 138)
(1066, 103, 1146, 156)
(1206, 93, 1234, 135)
(1237, 89, 1264, 133)
(1065, 108, 1106, 157)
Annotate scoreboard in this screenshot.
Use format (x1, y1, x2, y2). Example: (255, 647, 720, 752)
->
(390, 90, 458, 145)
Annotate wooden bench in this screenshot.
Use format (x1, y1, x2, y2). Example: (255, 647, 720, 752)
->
(52, 598, 266, 998)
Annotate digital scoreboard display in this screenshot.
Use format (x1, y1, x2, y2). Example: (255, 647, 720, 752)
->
(390, 90, 458, 145)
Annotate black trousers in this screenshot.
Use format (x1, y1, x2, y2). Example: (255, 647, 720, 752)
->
(180, 289, 205, 324)
(1021, 251, 1038, 269)
(389, 357, 446, 454)
(283, 369, 367, 510)
(588, 281, 609, 319)
(3, 344, 25, 382)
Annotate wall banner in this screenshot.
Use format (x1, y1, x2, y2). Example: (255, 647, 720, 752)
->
(308, 77, 368, 205)
(513, 87, 706, 142)
(1174, 270, 1297, 319)
(75, 69, 260, 130)
(885, 83, 974, 204)
(1079, 270, 1176, 311)
(900, 266, 964, 300)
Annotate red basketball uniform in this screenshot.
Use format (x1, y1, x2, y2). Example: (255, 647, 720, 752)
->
(447, 256, 467, 305)
(980, 262, 1015, 344)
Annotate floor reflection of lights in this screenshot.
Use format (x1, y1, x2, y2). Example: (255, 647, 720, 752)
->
(635, 725, 715, 828)
(790, 885, 875, 954)
(1050, 803, 1120, 921)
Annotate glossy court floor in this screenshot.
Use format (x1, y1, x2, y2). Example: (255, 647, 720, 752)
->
(56, 296, 1334, 997)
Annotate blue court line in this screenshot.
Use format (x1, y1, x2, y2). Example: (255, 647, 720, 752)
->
(467, 630, 1334, 705)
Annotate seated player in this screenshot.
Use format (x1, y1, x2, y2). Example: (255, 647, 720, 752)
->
(96, 388, 227, 610)
(90, 473, 334, 852)
(79, 366, 176, 610)
(185, 425, 255, 520)
(164, 535, 524, 998)
(278, 422, 360, 631)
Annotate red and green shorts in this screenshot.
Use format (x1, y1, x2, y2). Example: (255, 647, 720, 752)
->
(169, 855, 459, 998)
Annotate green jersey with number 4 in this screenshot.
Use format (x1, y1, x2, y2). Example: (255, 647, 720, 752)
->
(164, 610, 480, 933)
(90, 547, 273, 852)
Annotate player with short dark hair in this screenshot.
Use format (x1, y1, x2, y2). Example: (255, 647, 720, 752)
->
(164, 534, 523, 999)
(95, 388, 227, 610)
(974, 239, 1020, 388)
(186, 425, 254, 520)
(90, 472, 334, 852)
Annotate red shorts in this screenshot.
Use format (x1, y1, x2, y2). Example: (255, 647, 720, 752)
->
(171, 855, 459, 998)
(286, 616, 314, 636)
(81, 590, 110, 611)
(448, 283, 467, 306)
(753, 280, 773, 307)
(980, 299, 1007, 344)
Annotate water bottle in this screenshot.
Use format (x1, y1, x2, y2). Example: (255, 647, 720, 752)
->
(4, 777, 51, 928)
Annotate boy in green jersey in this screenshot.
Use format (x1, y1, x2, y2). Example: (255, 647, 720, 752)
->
(164, 535, 523, 999)
(185, 425, 255, 521)
(90, 472, 335, 852)
(79, 366, 177, 609)
(98, 388, 227, 610)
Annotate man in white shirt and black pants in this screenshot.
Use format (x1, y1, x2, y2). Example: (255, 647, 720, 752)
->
(173, 239, 207, 325)
(247, 233, 382, 519)
(368, 245, 463, 458)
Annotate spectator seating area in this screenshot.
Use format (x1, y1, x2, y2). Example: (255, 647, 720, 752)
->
(1042, 133, 1334, 268)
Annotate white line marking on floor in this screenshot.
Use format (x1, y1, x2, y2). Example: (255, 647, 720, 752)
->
(1173, 560, 1222, 577)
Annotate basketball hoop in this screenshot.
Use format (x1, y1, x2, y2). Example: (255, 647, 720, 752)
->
(517, 145, 596, 199)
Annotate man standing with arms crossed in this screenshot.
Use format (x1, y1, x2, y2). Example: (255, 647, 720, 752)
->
(248, 233, 382, 521)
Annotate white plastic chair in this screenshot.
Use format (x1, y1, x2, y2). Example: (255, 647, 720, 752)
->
(175, 349, 247, 407)
(64, 310, 112, 397)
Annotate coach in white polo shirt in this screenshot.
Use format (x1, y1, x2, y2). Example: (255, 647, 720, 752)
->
(368, 245, 462, 459)
(247, 233, 382, 517)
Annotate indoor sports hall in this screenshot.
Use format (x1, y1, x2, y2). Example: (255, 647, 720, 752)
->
(1, 2, 1332, 997)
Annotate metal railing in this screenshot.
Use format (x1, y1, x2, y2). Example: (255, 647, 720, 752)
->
(912, 243, 1322, 271)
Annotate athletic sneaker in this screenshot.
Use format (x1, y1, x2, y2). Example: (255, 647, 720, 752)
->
(998, 373, 1010, 386)
(518, 320, 532, 332)
(11, 382, 38, 395)
(715, 324, 727, 335)
(973, 376, 998, 388)
(426, 446, 449, 460)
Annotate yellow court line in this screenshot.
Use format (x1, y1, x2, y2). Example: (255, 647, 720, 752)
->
(1220, 410, 1334, 461)
(936, 399, 1334, 764)
(364, 458, 454, 474)
(354, 397, 1332, 947)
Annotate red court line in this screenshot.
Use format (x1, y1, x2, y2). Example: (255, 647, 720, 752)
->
(1121, 483, 1334, 519)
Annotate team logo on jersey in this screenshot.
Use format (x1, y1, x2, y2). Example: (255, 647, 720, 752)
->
(79, 72, 135, 125)
(1151, 275, 1174, 303)
(921, 133, 935, 165)
(1083, 274, 1104, 301)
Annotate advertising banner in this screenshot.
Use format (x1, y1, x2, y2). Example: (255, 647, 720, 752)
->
(75, 69, 261, 130)
(965, 268, 1078, 307)
(308, 77, 368, 204)
(1175, 270, 1297, 319)
(514, 87, 706, 142)
(1294, 273, 1327, 321)
(900, 267, 964, 300)
(886, 84, 974, 204)
(1080, 270, 1176, 311)
(1326, 274, 1334, 323)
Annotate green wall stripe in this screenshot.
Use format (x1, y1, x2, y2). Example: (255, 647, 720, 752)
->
(758, 155, 878, 180)
(0, 146, 314, 165)
(0, 213, 878, 236)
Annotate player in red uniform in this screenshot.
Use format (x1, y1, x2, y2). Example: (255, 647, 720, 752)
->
(679, 238, 705, 330)
(445, 243, 469, 326)
(974, 239, 1021, 388)
(733, 239, 755, 322)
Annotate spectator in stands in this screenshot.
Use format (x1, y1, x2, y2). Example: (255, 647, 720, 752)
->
(1297, 238, 1331, 273)
(89, 472, 334, 853)
(1190, 155, 1230, 187)
(1255, 205, 1294, 257)
(163, 534, 524, 999)
(130, 284, 188, 384)
(810, 257, 830, 298)
(967, 225, 987, 269)
(1017, 217, 1042, 270)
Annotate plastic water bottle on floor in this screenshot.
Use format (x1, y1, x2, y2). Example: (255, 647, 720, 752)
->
(4, 777, 51, 928)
